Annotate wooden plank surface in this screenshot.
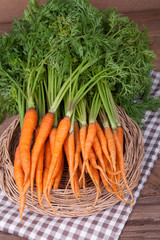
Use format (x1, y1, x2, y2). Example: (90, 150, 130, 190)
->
(0, 9, 160, 240)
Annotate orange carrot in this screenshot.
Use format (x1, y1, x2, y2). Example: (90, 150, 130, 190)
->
(100, 171, 113, 194)
(30, 112, 54, 202)
(81, 123, 96, 178)
(45, 116, 70, 193)
(101, 156, 131, 204)
(74, 121, 81, 172)
(68, 132, 76, 196)
(102, 155, 116, 194)
(35, 128, 45, 210)
(14, 146, 25, 225)
(48, 124, 67, 195)
(20, 178, 30, 199)
(74, 165, 79, 199)
(95, 120, 112, 169)
(48, 149, 63, 196)
(89, 164, 100, 207)
(19, 108, 38, 184)
(117, 126, 124, 151)
(79, 125, 87, 184)
(53, 151, 64, 190)
(51, 149, 63, 180)
(43, 139, 52, 192)
(78, 155, 83, 173)
(42, 140, 56, 214)
(67, 121, 81, 196)
(84, 123, 96, 162)
(47, 128, 57, 195)
(88, 147, 114, 187)
(104, 126, 116, 172)
(74, 122, 80, 151)
(79, 125, 87, 159)
(49, 128, 57, 156)
(64, 134, 69, 164)
(78, 168, 83, 189)
(92, 135, 106, 171)
(113, 130, 134, 206)
(116, 159, 124, 198)
(35, 145, 45, 210)
(85, 159, 100, 194)
(78, 155, 85, 190)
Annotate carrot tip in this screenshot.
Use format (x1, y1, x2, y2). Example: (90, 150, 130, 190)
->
(20, 213, 24, 226)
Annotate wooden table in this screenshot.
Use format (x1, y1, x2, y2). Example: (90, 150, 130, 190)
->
(0, 10, 160, 240)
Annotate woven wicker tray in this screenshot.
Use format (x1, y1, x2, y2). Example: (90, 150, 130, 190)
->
(0, 107, 145, 217)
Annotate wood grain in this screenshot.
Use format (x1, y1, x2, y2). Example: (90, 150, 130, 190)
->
(0, 9, 160, 240)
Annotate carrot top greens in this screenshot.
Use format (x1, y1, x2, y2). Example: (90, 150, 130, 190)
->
(0, 0, 159, 126)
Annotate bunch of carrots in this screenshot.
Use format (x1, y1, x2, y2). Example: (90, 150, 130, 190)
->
(0, 0, 155, 226)
(13, 64, 134, 224)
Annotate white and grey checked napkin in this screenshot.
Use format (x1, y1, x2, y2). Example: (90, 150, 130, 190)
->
(0, 71, 159, 240)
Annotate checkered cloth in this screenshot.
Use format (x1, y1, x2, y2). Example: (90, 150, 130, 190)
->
(0, 71, 159, 240)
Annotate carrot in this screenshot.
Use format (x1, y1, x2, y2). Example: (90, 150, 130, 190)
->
(78, 155, 83, 173)
(51, 149, 63, 180)
(49, 125, 68, 190)
(19, 108, 38, 184)
(79, 125, 87, 185)
(67, 121, 81, 196)
(88, 147, 97, 167)
(68, 132, 76, 196)
(74, 165, 79, 199)
(81, 123, 96, 178)
(102, 155, 116, 194)
(14, 146, 25, 225)
(101, 156, 131, 204)
(35, 127, 45, 210)
(88, 147, 110, 184)
(64, 134, 69, 164)
(85, 159, 101, 195)
(104, 126, 117, 172)
(48, 149, 63, 196)
(113, 130, 134, 206)
(89, 147, 105, 175)
(116, 128, 124, 196)
(100, 171, 113, 194)
(117, 126, 124, 151)
(35, 144, 45, 210)
(84, 123, 97, 162)
(79, 125, 87, 160)
(116, 159, 124, 198)
(78, 168, 83, 189)
(47, 127, 57, 196)
(74, 121, 81, 174)
(20, 178, 30, 200)
(78, 155, 85, 190)
(64, 135, 73, 197)
(42, 140, 55, 213)
(43, 191, 56, 214)
(92, 135, 106, 171)
(89, 164, 100, 207)
(43, 139, 51, 192)
(53, 151, 64, 190)
(49, 128, 57, 156)
(30, 112, 54, 202)
(95, 120, 113, 169)
(103, 152, 124, 176)
(100, 166, 122, 199)
(45, 116, 70, 193)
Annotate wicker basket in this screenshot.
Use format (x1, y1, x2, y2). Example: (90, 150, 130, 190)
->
(0, 107, 145, 217)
